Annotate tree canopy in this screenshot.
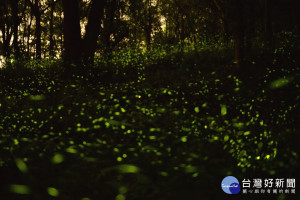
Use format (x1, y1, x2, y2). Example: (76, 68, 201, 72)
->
(0, 0, 299, 68)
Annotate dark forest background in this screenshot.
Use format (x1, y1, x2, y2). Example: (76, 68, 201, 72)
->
(0, 0, 298, 67)
(0, 0, 300, 200)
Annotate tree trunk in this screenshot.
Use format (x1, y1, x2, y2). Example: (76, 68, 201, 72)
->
(21, 0, 28, 57)
(27, 13, 33, 58)
(102, 0, 116, 50)
(82, 0, 106, 64)
(27, 0, 42, 59)
(35, 11, 42, 59)
(49, 0, 55, 57)
(59, 9, 64, 56)
(3, 27, 13, 58)
(11, 0, 20, 59)
(3, 31, 12, 58)
(145, 0, 152, 49)
(33, 0, 41, 59)
(0, 3, 12, 58)
(62, 0, 82, 67)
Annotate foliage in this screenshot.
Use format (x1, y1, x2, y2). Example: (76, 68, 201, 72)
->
(0, 38, 299, 199)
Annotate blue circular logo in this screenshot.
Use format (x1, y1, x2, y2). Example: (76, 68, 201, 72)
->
(221, 176, 241, 194)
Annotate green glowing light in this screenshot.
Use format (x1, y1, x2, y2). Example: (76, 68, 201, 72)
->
(221, 105, 227, 116)
(9, 184, 31, 194)
(48, 187, 59, 197)
(15, 158, 28, 173)
(52, 153, 64, 164)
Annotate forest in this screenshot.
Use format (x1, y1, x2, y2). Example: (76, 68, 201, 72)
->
(0, 0, 299, 199)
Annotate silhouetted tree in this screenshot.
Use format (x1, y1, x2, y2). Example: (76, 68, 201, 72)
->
(62, 0, 82, 67)
(26, 0, 43, 59)
(0, 0, 13, 58)
(82, 0, 106, 63)
(11, 0, 20, 59)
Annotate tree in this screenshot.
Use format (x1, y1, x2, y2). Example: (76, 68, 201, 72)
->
(48, 0, 58, 57)
(0, 0, 297, 67)
(0, 0, 13, 58)
(102, 0, 117, 49)
(62, 0, 82, 67)
(11, 0, 21, 59)
(62, 0, 106, 68)
(82, 0, 106, 63)
(26, 0, 43, 59)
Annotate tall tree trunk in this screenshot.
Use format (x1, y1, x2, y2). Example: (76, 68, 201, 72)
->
(0, 14, 5, 57)
(102, 0, 116, 50)
(27, 0, 42, 59)
(22, 22, 26, 53)
(59, 9, 63, 56)
(3, 31, 13, 58)
(3, 26, 13, 58)
(27, 13, 33, 58)
(49, 0, 55, 57)
(34, 0, 41, 59)
(62, 0, 82, 67)
(11, 0, 20, 59)
(35, 12, 41, 59)
(82, 0, 106, 64)
(21, 0, 28, 57)
(0, 3, 12, 58)
(145, 0, 152, 49)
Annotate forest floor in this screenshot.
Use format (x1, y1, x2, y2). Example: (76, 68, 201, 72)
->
(0, 40, 299, 200)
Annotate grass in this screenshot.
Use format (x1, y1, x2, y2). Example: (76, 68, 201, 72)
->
(0, 35, 299, 200)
